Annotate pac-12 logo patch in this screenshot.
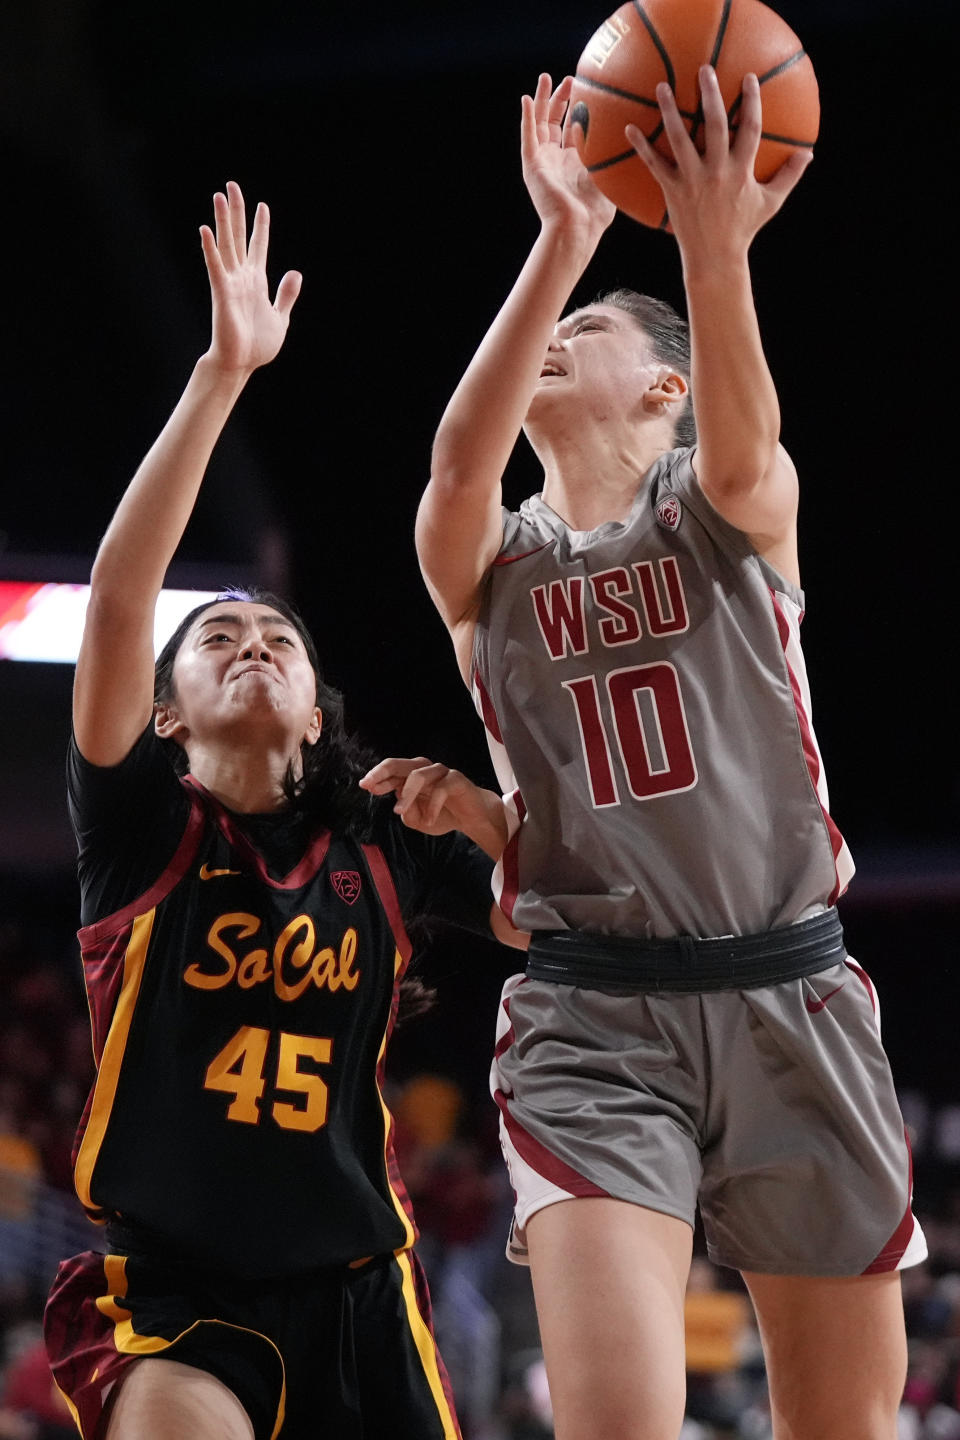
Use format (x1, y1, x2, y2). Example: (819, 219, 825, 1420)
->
(331, 870, 362, 904)
(655, 496, 682, 531)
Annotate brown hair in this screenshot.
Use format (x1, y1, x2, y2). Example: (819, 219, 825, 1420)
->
(596, 288, 696, 448)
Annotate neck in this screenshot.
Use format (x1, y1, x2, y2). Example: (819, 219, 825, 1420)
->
(528, 412, 673, 531)
(186, 738, 302, 814)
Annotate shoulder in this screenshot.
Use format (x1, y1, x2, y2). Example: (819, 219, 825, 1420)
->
(68, 722, 186, 828)
(650, 447, 755, 559)
(68, 724, 197, 928)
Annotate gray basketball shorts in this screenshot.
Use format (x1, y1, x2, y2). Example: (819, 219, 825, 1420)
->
(490, 958, 926, 1276)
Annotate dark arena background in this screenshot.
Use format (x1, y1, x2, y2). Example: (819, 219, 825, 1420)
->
(1, 2, 958, 1436)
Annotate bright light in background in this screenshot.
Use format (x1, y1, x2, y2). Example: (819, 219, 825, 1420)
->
(0, 582, 220, 663)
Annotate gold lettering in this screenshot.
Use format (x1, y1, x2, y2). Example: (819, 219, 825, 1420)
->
(273, 916, 317, 1002)
(238, 949, 272, 988)
(185, 912, 361, 999)
(184, 912, 261, 990)
(310, 945, 339, 990)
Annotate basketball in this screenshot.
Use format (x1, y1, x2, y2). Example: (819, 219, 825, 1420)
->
(566, 0, 819, 229)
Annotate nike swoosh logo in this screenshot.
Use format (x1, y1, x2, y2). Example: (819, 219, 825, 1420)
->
(199, 863, 242, 880)
(805, 984, 845, 1014)
(492, 542, 552, 567)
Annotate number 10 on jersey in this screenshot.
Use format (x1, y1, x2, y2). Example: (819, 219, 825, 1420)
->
(563, 661, 698, 808)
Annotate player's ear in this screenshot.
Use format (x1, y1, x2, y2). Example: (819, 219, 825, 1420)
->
(302, 707, 322, 748)
(154, 702, 188, 745)
(643, 370, 688, 414)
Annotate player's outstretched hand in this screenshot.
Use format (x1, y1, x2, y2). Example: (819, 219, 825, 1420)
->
(359, 757, 478, 834)
(360, 757, 510, 858)
(200, 181, 302, 376)
(625, 66, 812, 257)
(522, 73, 616, 240)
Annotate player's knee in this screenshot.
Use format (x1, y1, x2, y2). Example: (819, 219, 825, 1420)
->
(551, 1385, 687, 1440)
(773, 1379, 905, 1440)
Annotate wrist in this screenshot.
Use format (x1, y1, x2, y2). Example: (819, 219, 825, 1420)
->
(679, 245, 752, 292)
(194, 351, 255, 395)
(536, 216, 603, 273)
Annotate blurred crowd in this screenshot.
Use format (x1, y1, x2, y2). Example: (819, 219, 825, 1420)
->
(3, 913, 960, 1439)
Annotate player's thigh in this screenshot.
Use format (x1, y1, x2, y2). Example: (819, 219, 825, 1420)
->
(526, 1196, 693, 1440)
(743, 1269, 906, 1440)
(104, 1357, 255, 1440)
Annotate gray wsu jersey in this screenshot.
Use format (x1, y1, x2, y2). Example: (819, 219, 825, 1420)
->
(473, 447, 853, 940)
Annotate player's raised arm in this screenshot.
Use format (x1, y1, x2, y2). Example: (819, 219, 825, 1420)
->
(418, 75, 615, 679)
(74, 183, 301, 767)
(627, 67, 812, 582)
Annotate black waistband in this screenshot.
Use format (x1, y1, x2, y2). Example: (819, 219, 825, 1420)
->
(525, 908, 845, 993)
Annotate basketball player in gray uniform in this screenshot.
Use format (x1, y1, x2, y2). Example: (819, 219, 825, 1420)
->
(415, 67, 923, 1440)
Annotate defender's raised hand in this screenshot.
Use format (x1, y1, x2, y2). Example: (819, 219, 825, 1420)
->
(200, 181, 302, 375)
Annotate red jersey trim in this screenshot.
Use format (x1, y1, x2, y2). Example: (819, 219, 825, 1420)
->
(182, 776, 333, 889)
(497, 790, 526, 925)
(769, 590, 847, 905)
(361, 843, 413, 965)
(77, 794, 206, 947)
(473, 668, 504, 745)
(493, 992, 608, 1202)
(862, 1127, 916, 1274)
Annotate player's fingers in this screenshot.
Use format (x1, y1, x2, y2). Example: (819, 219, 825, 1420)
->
(625, 123, 674, 183)
(533, 72, 553, 140)
(199, 224, 226, 285)
(396, 763, 454, 816)
(654, 82, 697, 172)
(761, 147, 813, 207)
(548, 75, 572, 140)
(698, 65, 731, 159)
(226, 180, 248, 262)
(212, 191, 237, 268)
(358, 756, 428, 792)
(248, 200, 270, 271)
(274, 270, 302, 320)
(729, 72, 762, 167)
(396, 763, 449, 801)
(520, 93, 539, 165)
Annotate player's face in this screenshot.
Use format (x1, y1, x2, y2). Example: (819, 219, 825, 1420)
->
(165, 603, 321, 753)
(528, 305, 658, 423)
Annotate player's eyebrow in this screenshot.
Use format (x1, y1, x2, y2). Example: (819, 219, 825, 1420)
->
(197, 611, 297, 632)
(556, 311, 615, 336)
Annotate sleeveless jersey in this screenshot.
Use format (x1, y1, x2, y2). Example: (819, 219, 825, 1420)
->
(473, 447, 854, 940)
(72, 777, 439, 1279)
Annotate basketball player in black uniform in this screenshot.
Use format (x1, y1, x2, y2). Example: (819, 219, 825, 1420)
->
(42, 182, 521, 1440)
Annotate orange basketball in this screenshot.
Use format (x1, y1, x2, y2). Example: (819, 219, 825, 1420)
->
(566, 0, 819, 229)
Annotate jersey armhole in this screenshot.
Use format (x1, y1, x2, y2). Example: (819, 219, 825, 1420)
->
(360, 843, 413, 968)
(77, 792, 207, 948)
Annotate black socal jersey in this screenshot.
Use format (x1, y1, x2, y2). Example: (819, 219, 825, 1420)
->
(67, 727, 495, 1279)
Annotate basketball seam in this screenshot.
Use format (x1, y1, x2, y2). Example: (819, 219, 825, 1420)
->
(574, 75, 662, 111)
(691, 0, 733, 147)
(586, 148, 643, 174)
(709, 0, 734, 69)
(726, 49, 812, 128)
(631, 1, 675, 91)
